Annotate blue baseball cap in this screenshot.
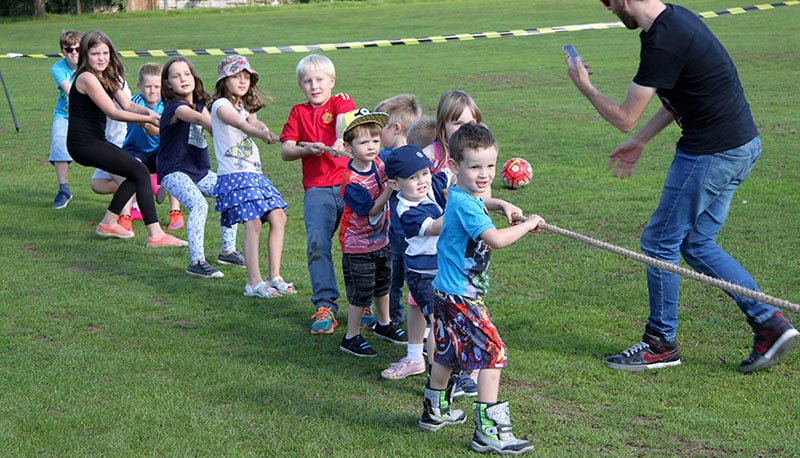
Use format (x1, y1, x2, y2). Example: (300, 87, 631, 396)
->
(385, 144, 433, 179)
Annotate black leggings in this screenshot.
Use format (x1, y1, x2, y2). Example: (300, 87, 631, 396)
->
(70, 139, 159, 225)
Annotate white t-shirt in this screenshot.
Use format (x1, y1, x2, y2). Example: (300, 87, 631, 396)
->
(211, 98, 262, 176)
(105, 79, 131, 147)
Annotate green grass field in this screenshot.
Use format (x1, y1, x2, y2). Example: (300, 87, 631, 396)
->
(1, 1, 799, 455)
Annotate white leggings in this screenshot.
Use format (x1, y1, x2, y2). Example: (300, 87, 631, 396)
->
(161, 171, 236, 262)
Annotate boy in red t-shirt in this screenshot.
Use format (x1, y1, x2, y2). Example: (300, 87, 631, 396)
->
(280, 54, 356, 335)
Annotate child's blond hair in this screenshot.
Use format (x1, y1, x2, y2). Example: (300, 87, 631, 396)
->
(375, 94, 422, 135)
(296, 54, 336, 80)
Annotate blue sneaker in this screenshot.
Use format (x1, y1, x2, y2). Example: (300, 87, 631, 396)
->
(360, 306, 377, 329)
(452, 371, 478, 398)
(310, 306, 337, 335)
(52, 190, 72, 209)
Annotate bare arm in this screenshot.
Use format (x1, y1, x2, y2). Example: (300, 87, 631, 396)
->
(281, 140, 321, 161)
(479, 214, 544, 249)
(606, 105, 675, 179)
(76, 72, 158, 126)
(246, 112, 280, 143)
(58, 80, 72, 96)
(484, 197, 523, 226)
(424, 216, 443, 236)
(173, 104, 212, 132)
(215, 104, 274, 143)
(368, 185, 393, 217)
(566, 56, 656, 133)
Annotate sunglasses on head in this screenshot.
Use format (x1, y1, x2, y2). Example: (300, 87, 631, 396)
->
(63, 46, 79, 54)
(599, 0, 611, 6)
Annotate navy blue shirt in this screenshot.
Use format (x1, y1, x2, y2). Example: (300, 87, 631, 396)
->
(157, 100, 211, 183)
(633, 4, 757, 154)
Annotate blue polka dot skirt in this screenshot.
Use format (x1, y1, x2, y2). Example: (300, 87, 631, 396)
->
(214, 172, 287, 228)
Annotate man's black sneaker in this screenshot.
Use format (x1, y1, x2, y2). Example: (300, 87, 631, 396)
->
(606, 329, 681, 371)
(374, 322, 408, 344)
(340, 334, 377, 357)
(740, 312, 800, 373)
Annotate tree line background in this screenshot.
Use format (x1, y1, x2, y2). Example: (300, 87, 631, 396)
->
(1, 0, 128, 15)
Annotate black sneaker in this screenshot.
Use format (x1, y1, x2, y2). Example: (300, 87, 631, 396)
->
(217, 250, 246, 267)
(52, 189, 72, 209)
(186, 260, 224, 278)
(374, 322, 408, 344)
(740, 312, 800, 373)
(451, 371, 478, 398)
(606, 329, 681, 371)
(340, 334, 377, 357)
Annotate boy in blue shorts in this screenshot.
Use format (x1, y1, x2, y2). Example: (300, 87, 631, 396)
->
(49, 30, 81, 209)
(419, 123, 544, 456)
(337, 108, 407, 357)
(381, 144, 450, 379)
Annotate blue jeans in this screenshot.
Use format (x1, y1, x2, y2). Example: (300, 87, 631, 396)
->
(641, 136, 777, 341)
(304, 186, 344, 315)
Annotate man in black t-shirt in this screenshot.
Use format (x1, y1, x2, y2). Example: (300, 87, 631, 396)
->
(565, 0, 798, 373)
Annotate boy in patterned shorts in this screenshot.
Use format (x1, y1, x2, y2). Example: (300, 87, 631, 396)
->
(418, 123, 544, 456)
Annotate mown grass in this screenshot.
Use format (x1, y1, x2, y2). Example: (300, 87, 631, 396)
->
(0, 1, 798, 456)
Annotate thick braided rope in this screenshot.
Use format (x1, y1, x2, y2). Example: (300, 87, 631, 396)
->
(539, 222, 800, 314)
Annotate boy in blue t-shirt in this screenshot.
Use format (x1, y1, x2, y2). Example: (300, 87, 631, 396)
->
(49, 30, 81, 209)
(419, 123, 544, 456)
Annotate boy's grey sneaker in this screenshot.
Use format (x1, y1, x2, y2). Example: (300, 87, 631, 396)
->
(740, 312, 800, 373)
(606, 328, 681, 371)
(373, 322, 408, 344)
(52, 190, 72, 209)
(419, 381, 467, 432)
(217, 250, 245, 267)
(452, 371, 478, 398)
(471, 401, 534, 455)
(340, 334, 377, 357)
(186, 260, 224, 278)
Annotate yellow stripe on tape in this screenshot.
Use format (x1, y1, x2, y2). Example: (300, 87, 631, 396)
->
(1, 2, 797, 59)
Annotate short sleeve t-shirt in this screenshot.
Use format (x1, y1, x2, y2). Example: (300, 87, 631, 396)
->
(51, 59, 75, 120)
(211, 98, 263, 176)
(157, 100, 211, 183)
(339, 158, 390, 254)
(396, 171, 449, 273)
(633, 4, 757, 154)
(432, 186, 495, 298)
(123, 93, 164, 157)
(280, 93, 356, 190)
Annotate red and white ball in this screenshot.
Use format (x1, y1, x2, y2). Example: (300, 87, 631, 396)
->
(501, 157, 533, 189)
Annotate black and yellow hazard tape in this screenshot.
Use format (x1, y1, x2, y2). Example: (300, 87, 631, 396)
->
(2, 1, 797, 59)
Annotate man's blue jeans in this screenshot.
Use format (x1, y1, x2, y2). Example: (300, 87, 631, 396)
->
(641, 136, 777, 341)
(304, 186, 345, 315)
